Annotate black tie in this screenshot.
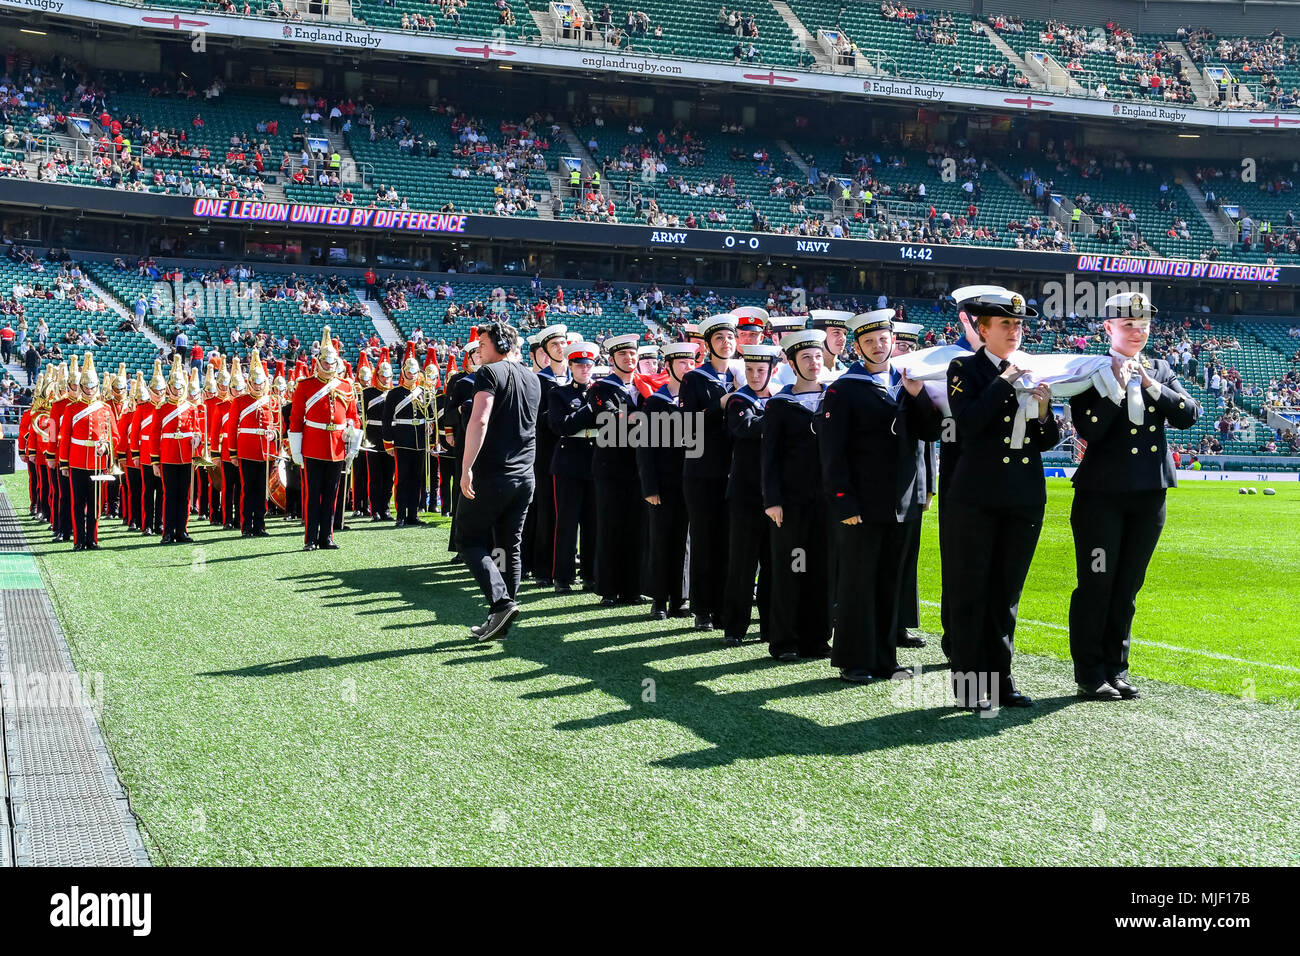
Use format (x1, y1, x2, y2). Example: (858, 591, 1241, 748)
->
(998, 359, 1009, 373)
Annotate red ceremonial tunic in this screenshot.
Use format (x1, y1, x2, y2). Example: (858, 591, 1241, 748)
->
(149, 400, 203, 465)
(290, 376, 359, 462)
(58, 399, 117, 471)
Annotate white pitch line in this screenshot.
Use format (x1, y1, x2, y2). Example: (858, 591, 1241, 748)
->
(917, 600, 1300, 674)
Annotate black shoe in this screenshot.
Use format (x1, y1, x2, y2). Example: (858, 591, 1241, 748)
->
(616, 596, 643, 606)
(897, 632, 927, 649)
(223, 523, 237, 531)
(303, 543, 317, 551)
(598, 596, 618, 608)
(581, 581, 596, 592)
(1077, 681, 1124, 701)
(1001, 690, 1033, 707)
(253, 529, 270, 538)
(1110, 677, 1141, 700)
(352, 510, 366, 519)
(799, 647, 832, 660)
(72, 542, 83, 551)
(554, 583, 574, 594)
(160, 534, 174, 545)
(958, 699, 995, 713)
(334, 525, 348, 533)
(775, 650, 799, 662)
(476, 603, 520, 643)
(405, 518, 425, 527)
(693, 614, 713, 631)
(378, 512, 393, 521)
(88, 542, 100, 550)
(840, 668, 875, 684)
(651, 602, 667, 620)
(241, 531, 254, 538)
(395, 519, 407, 527)
(535, 577, 553, 588)
(722, 634, 744, 647)
(176, 533, 194, 544)
(319, 541, 339, 550)
(669, 606, 692, 618)
(876, 665, 914, 681)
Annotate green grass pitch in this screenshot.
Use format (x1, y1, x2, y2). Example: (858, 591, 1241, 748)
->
(5, 473, 1298, 865)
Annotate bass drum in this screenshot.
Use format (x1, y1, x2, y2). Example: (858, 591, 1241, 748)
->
(268, 457, 288, 512)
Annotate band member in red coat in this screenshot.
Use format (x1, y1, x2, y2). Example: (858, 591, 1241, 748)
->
(228, 351, 280, 537)
(58, 355, 119, 550)
(48, 359, 72, 542)
(288, 327, 362, 551)
(148, 358, 204, 545)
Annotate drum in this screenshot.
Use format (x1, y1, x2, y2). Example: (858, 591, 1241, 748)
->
(268, 457, 288, 512)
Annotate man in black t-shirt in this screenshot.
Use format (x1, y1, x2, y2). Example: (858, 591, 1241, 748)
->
(459, 321, 541, 642)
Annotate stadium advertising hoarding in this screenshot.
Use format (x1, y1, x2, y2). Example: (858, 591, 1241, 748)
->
(7, 0, 1300, 131)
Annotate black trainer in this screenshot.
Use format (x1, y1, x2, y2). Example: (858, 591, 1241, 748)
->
(476, 603, 520, 643)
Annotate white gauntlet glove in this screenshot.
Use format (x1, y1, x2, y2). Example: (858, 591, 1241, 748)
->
(288, 432, 303, 466)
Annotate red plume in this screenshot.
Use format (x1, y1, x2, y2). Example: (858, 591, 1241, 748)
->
(443, 354, 455, 391)
(468, 326, 479, 344)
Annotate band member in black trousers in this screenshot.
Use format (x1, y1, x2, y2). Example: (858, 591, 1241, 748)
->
(549, 341, 600, 593)
(889, 321, 932, 650)
(822, 311, 944, 683)
(1067, 292, 1200, 701)
(720, 343, 779, 646)
(944, 288, 1057, 711)
(589, 333, 644, 606)
(530, 325, 569, 585)
(761, 329, 831, 662)
(681, 314, 740, 630)
(639, 342, 700, 621)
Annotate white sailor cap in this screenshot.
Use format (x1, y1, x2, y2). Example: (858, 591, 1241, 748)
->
(465, 340, 481, 353)
(537, 323, 569, 346)
(637, 345, 659, 360)
(526, 332, 542, 349)
(603, 333, 640, 354)
(697, 313, 738, 339)
(1103, 291, 1157, 320)
(565, 331, 584, 346)
(808, 309, 855, 330)
(566, 341, 599, 363)
(893, 321, 925, 343)
(850, 309, 895, 337)
(780, 329, 826, 358)
(661, 342, 698, 361)
(740, 343, 782, 362)
(731, 306, 770, 329)
(951, 285, 1036, 318)
(766, 315, 805, 334)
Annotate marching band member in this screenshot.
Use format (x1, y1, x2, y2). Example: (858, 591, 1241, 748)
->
(149, 358, 203, 545)
(549, 340, 601, 593)
(944, 288, 1056, 710)
(383, 344, 431, 528)
(720, 342, 779, 646)
(288, 327, 362, 551)
(221, 359, 246, 531)
(230, 351, 279, 537)
(421, 346, 442, 515)
(106, 365, 130, 523)
(363, 348, 394, 522)
(59, 354, 118, 551)
(333, 356, 356, 534)
(50, 359, 73, 543)
(196, 362, 218, 519)
(18, 375, 37, 518)
(762, 329, 830, 662)
(530, 324, 569, 587)
(821, 311, 944, 683)
(1068, 292, 1200, 701)
(351, 352, 374, 520)
(281, 362, 303, 521)
(637, 342, 697, 620)
(133, 369, 164, 536)
(680, 313, 741, 630)
(589, 332, 645, 606)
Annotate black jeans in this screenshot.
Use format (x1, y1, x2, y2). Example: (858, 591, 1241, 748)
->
(458, 476, 534, 612)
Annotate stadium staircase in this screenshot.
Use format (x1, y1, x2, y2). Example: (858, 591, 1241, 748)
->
(81, 275, 169, 353)
(1177, 170, 1239, 246)
(767, 2, 835, 70)
(353, 290, 403, 346)
(775, 139, 812, 180)
(557, 121, 607, 201)
(1167, 41, 1218, 106)
(975, 22, 1043, 88)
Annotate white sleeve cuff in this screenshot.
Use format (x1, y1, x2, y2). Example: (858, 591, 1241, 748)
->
(1146, 382, 1162, 401)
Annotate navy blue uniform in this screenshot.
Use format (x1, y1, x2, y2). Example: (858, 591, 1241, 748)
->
(637, 384, 690, 613)
(548, 379, 599, 588)
(721, 386, 771, 642)
(680, 362, 737, 624)
(589, 373, 644, 602)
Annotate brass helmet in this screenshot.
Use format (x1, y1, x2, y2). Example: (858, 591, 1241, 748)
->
(356, 350, 373, 387)
(422, 345, 440, 391)
(167, 354, 186, 400)
(216, 354, 231, 394)
(203, 364, 217, 399)
(248, 351, 269, 396)
(229, 356, 246, 395)
(79, 352, 100, 395)
(315, 325, 340, 379)
(400, 342, 419, 385)
(272, 360, 286, 395)
(67, 354, 81, 398)
(376, 347, 393, 389)
(187, 365, 202, 401)
(112, 362, 128, 402)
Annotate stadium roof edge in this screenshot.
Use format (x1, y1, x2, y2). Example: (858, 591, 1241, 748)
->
(5, 0, 1300, 133)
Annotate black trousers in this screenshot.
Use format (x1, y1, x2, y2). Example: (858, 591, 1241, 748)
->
(42, 465, 54, 519)
(102, 471, 120, 518)
(594, 476, 644, 600)
(29, 461, 42, 515)
(521, 476, 537, 576)
(351, 451, 370, 515)
(768, 497, 830, 658)
(831, 519, 907, 674)
(141, 466, 162, 531)
(221, 461, 240, 526)
(646, 482, 689, 610)
(240, 459, 269, 532)
(366, 449, 393, 517)
(447, 456, 462, 551)
(439, 454, 453, 515)
(896, 516, 923, 640)
(195, 466, 208, 514)
(424, 453, 440, 512)
(1068, 488, 1167, 686)
(208, 464, 222, 521)
(945, 501, 1043, 702)
(68, 468, 99, 546)
(530, 466, 558, 580)
(459, 476, 533, 612)
(57, 467, 73, 538)
(553, 473, 596, 587)
(393, 448, 425, 521)
(159, 462, 192, 538)
(721, 495, 769, 640)
(285, 461, 301, 518)
(333, 461, 349, 530)
(683, 475, 729, 620)
(302, 457, 344, 545)
(937, 486, 954, 660)
(126, 467, 141, 527)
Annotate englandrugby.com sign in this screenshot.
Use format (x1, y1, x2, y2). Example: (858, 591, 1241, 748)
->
(5, 0, 1300, 132)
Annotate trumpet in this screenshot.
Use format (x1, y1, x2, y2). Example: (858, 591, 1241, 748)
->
(357, 387, 378, 453)
(91, 435, 124, 483)
(194, 401, 217, 468)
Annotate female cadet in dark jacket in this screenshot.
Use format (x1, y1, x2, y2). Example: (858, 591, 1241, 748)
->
(943, 288, 1058, 711)
(547, 340, 600, 592)
(761, 329, 830, 662)
(820, 310, 945, 684)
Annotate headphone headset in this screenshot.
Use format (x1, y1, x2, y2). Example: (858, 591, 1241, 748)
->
(480, 324, 512, 356)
